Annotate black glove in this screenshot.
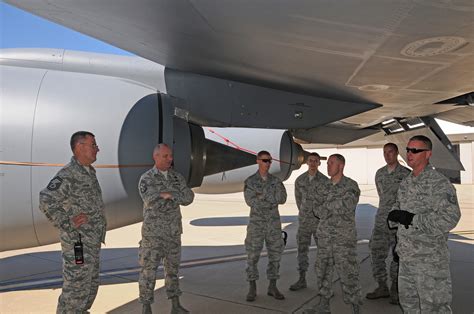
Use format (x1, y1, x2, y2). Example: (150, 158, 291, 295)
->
(281, 231, 288, 246)
(392, 246, 399, 263)
(388, 210, 415, 229)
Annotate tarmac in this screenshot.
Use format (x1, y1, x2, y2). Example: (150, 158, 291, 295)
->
(1, 184, 473, 313)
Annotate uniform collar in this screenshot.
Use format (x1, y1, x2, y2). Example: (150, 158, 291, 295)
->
(385, 162, 401, 172)
(410, 163, 433, 179)
(307, 170, 318, 177)
(331, 175, 345, 185)
(255, 171, 271, 181)
(152, 166, 172, 177)
(71, 156, 96, 175)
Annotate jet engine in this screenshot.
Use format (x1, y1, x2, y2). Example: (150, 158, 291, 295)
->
(0, 64, 306, 251)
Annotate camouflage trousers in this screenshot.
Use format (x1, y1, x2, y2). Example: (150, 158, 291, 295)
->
(296, 217, 319, 272)
(245, 218, 284, 281)
(138, 236, 182, 304)
(399, 258, 453, 313)
(315, 236, 361, 304)
(57, 233, 101, 314)
(369, 214, 398, 284)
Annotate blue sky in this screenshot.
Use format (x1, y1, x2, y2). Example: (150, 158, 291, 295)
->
(0, 2, 131, 55)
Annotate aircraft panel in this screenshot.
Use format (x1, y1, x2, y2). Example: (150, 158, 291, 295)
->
(395, 2, 474, 38)
(347, 56, 443, 89)
(410, 57, 474, 93)
(435, 107, 474, 126)
(374, 34, 468, 64)
(164, 69, 379, 129)
(1, 66, 47, 249)
(25, 70, 158, 246)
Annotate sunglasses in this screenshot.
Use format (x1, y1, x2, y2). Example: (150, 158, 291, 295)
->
(259, 159, 272, 163)
(406, 147, 430, 154)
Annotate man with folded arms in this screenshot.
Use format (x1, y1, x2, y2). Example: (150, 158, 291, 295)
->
(244, 150, 287, 302)
(138, 143, 195, 314)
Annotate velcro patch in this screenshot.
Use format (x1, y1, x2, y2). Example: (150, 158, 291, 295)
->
(447, 193, 457, 205)
(140, 181, 147, 194)
(47, 176, 63, 191)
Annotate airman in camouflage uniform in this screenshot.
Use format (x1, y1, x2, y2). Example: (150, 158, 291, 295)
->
(388, 135, 461, 313)
(244, 151, 287, 302)
(366, 143, 410, 304)
(305, 154, 362, 314)
(39, 131, 106, 314)
(290, 152, 330, 291)
(138, 143, 194, 314)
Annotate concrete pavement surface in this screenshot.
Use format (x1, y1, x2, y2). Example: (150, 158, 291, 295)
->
(1, 184, 473, 313)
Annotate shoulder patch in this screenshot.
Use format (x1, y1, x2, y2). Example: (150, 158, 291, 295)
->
(139, 181, 148, 194)
(47, 176, 63, 191)
(447, 193, 457, 205)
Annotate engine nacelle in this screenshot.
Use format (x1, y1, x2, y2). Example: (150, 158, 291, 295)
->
(1, 65, 162, 251)
(195, 128, 306, 193)
(170, 120, 306, 193)
(0, 65, 306, 251)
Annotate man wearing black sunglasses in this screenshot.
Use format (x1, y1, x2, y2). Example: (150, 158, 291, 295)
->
(244, 150, 287, 302)
(366, 143, 410, 305)
(388, 135, 461, 313)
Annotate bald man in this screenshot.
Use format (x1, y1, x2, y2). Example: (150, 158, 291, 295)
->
(138, 144, 195, 314)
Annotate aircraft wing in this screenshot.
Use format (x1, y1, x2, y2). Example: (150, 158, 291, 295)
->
(5, 0, 473, 132)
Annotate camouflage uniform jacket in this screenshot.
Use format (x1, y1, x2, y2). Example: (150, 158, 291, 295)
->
(295, 171, 330, 221)
(375, 163, 410, 216)
(244, 172, 287, 222)
(39, 157, 106, 243)
(317, 176, 360, 241)
(390, 164, 461, 261)
(139, 167, 194, 240)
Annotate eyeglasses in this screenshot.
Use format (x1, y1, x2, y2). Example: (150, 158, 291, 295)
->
(406, 147, 430, 154)
(80, 142, 99, 149)
(259, 159, 272, 163)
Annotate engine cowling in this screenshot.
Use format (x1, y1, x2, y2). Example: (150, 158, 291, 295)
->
(194, 127, 306, 193)
(1, 64, 306, 251)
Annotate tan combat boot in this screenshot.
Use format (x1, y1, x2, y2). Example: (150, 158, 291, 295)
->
(246, 280, 257, 302)
(365, 281, 390, 299)
(351, 303, 361, 314)
(302, 307, 317, 314)
(389, 281, 399, 305)
(170, 296, 189, 314)
(142, 303, 152, 314)
(267, 279, 285, 300)
(315, 296, 331, 313)
(289, 271, 307, 291)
